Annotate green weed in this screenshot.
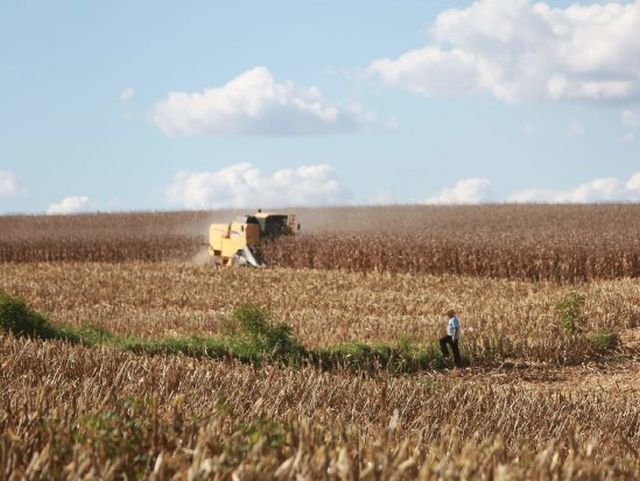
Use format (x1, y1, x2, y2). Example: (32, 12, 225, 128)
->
(587, 332, 620, 353)
(556, 292, 586, 334)
(0, 293, 79, 343)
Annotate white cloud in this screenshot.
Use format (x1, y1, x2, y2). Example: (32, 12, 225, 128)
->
(621, 109, 640, 141)
(120, 88, 135, 102)
(0, 171, 20, 198)
(423, 173, 640, 204)
(47, 196, 92, 215)
(166, 163, 352, 209)
(621, 109, 640, 128)
(423, 178, 492, 204)
(523, 123, 540, 136)
(565, 121, 585, 137)
(368, 0, 640, 103)
(153, 67, 378, 136)
(509, 172, 640, 203)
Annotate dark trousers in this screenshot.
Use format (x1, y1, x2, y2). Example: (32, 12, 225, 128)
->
(439, 335, 462, 367)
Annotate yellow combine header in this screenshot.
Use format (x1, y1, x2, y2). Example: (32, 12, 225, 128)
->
(208, 210, 298, 267)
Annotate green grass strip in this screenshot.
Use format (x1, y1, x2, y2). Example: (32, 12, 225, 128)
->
(0, 294, 450, 372)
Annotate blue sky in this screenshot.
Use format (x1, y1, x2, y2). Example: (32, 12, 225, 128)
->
(1, 0, 639, 214)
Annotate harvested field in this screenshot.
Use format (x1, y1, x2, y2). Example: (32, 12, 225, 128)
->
(1, 263, 638, 364)
(1, 333, 640, 480)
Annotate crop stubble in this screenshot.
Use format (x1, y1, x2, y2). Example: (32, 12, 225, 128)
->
(1, 262, 639, 364)
(1, 334, 640, 480)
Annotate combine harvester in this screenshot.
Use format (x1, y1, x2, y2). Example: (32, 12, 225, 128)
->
(208, 210, 299, 267)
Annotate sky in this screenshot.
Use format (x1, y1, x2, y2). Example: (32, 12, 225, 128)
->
(1, 0, 639, 214)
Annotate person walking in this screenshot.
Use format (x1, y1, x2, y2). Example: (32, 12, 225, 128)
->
(440, 308, 462, 367)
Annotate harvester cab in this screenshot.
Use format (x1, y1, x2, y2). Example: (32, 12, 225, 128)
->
(208, 211, 298, 267)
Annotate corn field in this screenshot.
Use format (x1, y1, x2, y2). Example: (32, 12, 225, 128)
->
(1, 206, 640, 479)
(261, 232, 640, 281)
(0, 211, 210, 262)
(3, 205, 640, 281)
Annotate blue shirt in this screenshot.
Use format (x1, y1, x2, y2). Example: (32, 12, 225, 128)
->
(447, 316, 460, 338)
